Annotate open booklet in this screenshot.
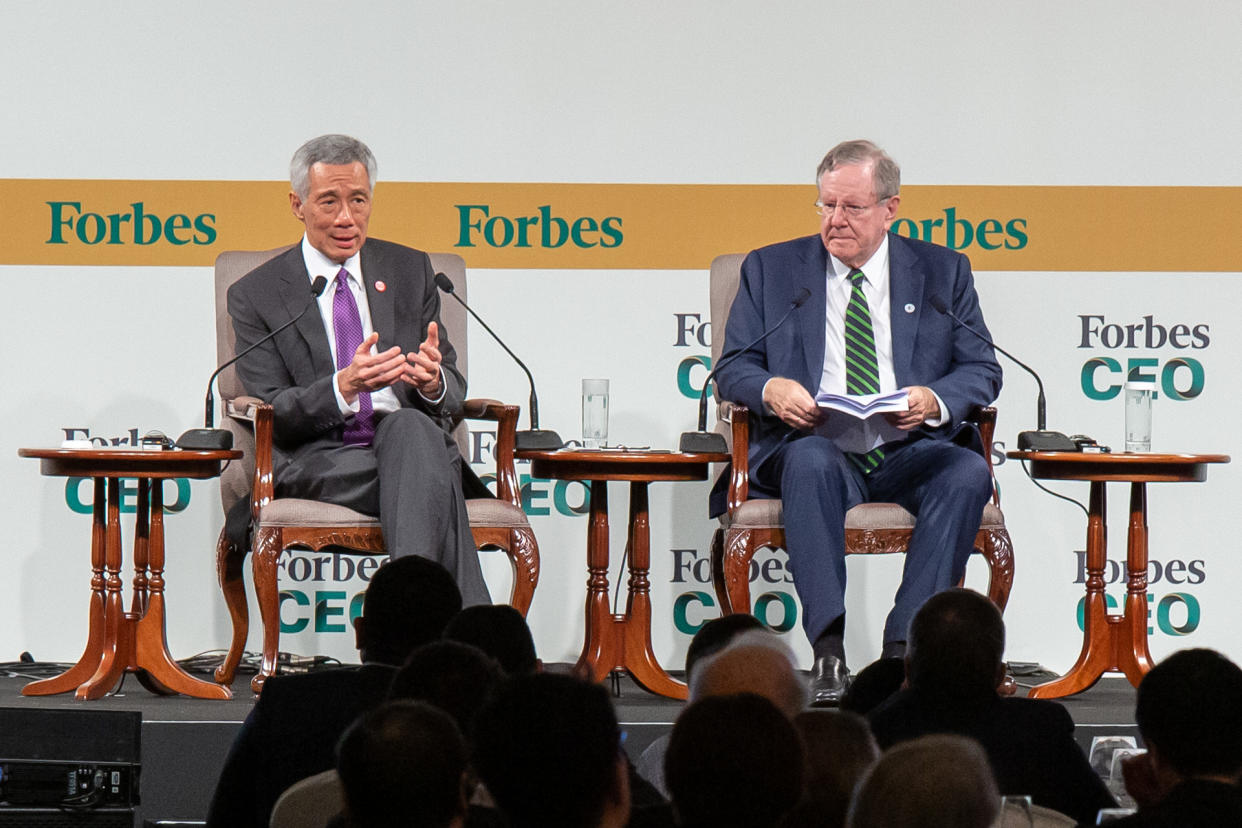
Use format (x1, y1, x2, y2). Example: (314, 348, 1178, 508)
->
(815, 390, 909, 418)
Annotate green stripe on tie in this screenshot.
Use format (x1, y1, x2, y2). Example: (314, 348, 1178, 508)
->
(844, 269, 884, 473)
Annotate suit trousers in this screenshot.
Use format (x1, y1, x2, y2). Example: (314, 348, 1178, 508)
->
(270, 408, 491, 605)
(755, 433, 991, 650)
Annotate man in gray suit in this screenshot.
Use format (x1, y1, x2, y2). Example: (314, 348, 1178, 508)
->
(226, 134, 490, 603)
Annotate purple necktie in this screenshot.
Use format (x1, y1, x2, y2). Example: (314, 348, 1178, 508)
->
(333, 268, 375, 446)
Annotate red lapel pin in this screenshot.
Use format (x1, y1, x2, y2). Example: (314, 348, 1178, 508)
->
(375, 280, 387, 292)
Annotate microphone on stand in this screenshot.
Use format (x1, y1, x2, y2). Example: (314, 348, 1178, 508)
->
(927, 295, 1077, 452)
(679, 287, 812, 454)
(434, 273, 564, 451)
(176, 275, 330, 450)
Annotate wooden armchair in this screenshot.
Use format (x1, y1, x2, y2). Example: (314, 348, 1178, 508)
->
(210, 248, 540, 694)
(704, 254, 1014, 618)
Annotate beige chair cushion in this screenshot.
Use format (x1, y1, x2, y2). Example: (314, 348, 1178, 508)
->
(466, 498, 531, 528)
(258, 499, 380, 529)
(722, 499, 1005, 533)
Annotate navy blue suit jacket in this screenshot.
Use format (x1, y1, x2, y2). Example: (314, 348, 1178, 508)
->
(710, 232, 1002, 515)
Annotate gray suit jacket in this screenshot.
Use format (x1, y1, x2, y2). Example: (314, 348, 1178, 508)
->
(226, 238, 465, 463)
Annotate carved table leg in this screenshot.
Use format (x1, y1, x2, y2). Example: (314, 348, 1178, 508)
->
(135, 479, 230, 699)
(1118, 482, 1155, 685)
(77, 478, 131, 700)
(1030, 481, 1112, 698)
(620, 482, 687, 699)
(575, 480, 617, 682)
(22, 477, 107, 696)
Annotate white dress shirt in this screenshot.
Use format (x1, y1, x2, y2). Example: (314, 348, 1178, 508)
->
(301, 237, 444, 418)
(814, 235, 947, 452)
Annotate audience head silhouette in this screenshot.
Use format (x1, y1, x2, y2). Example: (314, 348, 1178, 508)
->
(387, 640, 502, 743)
(684, 613, 765, 677)
(473, 673, 629, 828)
(783, 709, 879, 828)
(689, 628, 809, 717)
(665, 693, 803, 828)
(336, 699, 467, 828)
(847, 733, 999, 828)
(1136, 647, 1242, 781)
(906, 587, 1004, 700)
(353, 556, 462, 666)
(443, 604, 539, 675)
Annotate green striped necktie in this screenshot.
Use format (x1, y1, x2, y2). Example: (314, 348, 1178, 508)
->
(844, 268, 885, 473)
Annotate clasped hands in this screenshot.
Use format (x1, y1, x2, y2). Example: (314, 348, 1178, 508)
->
(763, 377, 939, 432)
(337, 322, 443, 402)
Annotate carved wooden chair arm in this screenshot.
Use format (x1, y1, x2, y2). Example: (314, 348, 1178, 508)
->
(725, 402, 752, 512)
(461, 398, 522, 509)
(248, 402, 276, 523)
(224, 395, 265, 423)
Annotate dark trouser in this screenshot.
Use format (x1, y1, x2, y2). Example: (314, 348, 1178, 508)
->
(226, 407, 491, 605)
(755, 433, 990, 648)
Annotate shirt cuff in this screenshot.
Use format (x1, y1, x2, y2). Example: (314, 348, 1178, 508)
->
(333, 370, 360, 417)
(925, 389, 951, 427)
(417, 366, 448, 406)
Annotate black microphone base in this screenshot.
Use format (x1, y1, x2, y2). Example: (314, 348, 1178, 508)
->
(1017, 430, 1078, 452)
(175, 428, 234, 451)
(679, 431, 728, 455)
(515, 429, 564, 452)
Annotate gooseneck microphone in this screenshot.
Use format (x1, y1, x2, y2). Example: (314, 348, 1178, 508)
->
(176, 275, 329, 450)
(927, 295, 1076, 452)
(434, 272, 564, 451)
(678, 287, 812, 454)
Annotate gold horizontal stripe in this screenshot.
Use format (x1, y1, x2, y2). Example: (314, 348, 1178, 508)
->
(3, 179, 1241, 270)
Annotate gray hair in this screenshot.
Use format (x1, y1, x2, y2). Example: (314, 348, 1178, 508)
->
(689, 629, 809, 716)
(816, 139, 901, 201)
(289, 134, 378, 199)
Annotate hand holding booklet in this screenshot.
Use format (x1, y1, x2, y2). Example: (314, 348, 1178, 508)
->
(815, 390, 909, 419)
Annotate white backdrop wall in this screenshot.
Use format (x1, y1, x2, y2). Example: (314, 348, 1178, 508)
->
(3, 1, 1240, 676)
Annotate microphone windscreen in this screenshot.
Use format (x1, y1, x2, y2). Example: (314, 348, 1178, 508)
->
(434, 272, 455, 293)
(310, 275, 329, 296)
(793, 287, 811, 307)
(929, 295, 948, 314)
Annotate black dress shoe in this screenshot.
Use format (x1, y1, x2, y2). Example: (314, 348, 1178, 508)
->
(809, 655, 851, 707)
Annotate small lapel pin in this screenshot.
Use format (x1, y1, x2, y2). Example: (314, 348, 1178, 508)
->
(904, 303, 915, 313)
(375, 281, 387, 293)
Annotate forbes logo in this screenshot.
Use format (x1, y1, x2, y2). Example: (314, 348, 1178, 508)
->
(891, 207, 1027, 251)
(47, 201, 217, 246)
(455, 205, 623, 249)
(1078, 315, 1209, 402)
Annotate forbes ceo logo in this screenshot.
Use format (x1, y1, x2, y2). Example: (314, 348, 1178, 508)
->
(47, 201, 217, 246)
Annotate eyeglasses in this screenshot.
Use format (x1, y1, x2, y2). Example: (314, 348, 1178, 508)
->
(814, 198, 890, 218)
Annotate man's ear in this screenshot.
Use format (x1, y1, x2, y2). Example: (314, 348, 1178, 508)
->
(289, 190, 305, 221)
(352, 614, 366, 652)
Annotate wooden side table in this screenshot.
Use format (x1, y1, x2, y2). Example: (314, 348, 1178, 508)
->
(519, 448, 729, 700)
(18, 447, 241, 700)
(1008, 450, 1229, 698)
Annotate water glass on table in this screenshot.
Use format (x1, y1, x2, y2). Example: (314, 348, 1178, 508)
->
(582, 378, 609, 449)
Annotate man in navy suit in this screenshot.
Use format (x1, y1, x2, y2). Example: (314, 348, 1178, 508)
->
(226, 134, 489, 602)
(712, 139, 1002, 703)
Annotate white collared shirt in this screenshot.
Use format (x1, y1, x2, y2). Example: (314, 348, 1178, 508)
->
(301, 237, 401, 416)
(815, 236, 905, 451)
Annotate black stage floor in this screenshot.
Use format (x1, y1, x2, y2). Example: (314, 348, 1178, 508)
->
(0, 665, 1142, 826)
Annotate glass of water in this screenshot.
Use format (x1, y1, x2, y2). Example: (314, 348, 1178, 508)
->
(581, 379, 609, 449)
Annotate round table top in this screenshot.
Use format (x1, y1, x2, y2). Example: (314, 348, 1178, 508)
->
(1006, 450, 1230, 483)
(517, 447, 730, 483)
(19, 446, 242, 479)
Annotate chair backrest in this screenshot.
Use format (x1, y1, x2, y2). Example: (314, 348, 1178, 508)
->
(709, 253, 747, 370)
(211, 246, 470, 514)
